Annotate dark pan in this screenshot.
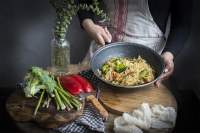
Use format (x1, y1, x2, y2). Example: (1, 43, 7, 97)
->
(90, 42, 165, 89)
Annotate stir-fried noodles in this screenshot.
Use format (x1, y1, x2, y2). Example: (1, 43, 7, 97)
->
(99, 56, 155, 86)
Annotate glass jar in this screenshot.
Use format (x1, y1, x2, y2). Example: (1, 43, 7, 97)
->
(51, 38, 70, 75)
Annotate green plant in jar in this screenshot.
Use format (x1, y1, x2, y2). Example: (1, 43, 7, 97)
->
(49, 0, 107, 74)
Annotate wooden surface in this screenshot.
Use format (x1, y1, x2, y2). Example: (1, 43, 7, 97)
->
(6, 89, 84, 128)
(99, 84, 177, 115)
(6, 65, 177, 133)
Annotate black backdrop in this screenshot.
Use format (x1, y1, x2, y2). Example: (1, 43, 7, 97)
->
(0, 0, 200, 95)
(1, 0, 200, 132)
(0, 0, 90, 91)
(173, 0, 200, 98)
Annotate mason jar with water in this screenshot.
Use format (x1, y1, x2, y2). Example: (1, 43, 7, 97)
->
(51, 38, 70, 75)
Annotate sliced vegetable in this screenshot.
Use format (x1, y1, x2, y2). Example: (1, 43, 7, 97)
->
(59, 75, 83, 95)
(110, 58, 127, 73)
(71, 75, 93, 93)
(102, 64, 110, 74)
(114, 63, 127, 73)
(59, 74, 94, 95)
(139, 69, 149, 80)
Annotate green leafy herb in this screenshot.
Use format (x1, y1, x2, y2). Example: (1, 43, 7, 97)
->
(49, 0, 108, 43)
(24, 67, 81, 116)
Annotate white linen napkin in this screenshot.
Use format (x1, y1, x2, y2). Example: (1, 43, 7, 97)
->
(114, 103, 176, 133)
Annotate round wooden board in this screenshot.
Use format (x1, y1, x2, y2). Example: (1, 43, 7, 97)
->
(6, 89, 84, 129)
(99, 84, 177, 115)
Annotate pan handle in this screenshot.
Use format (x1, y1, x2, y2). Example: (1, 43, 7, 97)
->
(98, 42, 111, 48)
(105, 42, 111, 45)
(95, 82, 101, 99)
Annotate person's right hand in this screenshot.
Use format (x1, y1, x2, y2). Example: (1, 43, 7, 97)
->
(82, 19, 112, 45)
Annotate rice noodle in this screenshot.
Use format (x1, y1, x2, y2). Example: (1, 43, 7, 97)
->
(100, 56, 155, 86)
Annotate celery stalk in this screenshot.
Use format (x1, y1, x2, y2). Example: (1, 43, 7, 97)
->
(54, 89, 65, 110)
(34, 90, 45, 116)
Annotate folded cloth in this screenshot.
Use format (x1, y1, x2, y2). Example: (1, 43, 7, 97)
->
(151, 104, 176, 129)
(55, 103, 105, 133)
(114, 103, 177, 133)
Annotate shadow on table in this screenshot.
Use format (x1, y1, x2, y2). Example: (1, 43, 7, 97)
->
(169, 78, 200, 133)
(0, 91, 21, 133)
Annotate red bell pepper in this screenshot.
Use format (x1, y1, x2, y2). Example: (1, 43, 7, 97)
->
(71, 75, 93, 93)
(59, 75, 83, 95)
(59, 74, 93, 95)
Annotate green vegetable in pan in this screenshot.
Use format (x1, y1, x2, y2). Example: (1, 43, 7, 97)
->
(113, 58, 127, 73)
(139, 69, 150, 80)
(114, 63, 127, 73)
(102, 64, 110, 74)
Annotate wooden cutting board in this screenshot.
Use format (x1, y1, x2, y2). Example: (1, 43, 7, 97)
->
(6, 89, 84, 128)
(99, 83, 177, 115)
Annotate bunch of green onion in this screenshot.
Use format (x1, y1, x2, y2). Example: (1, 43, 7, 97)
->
(24, 67, 81, 116)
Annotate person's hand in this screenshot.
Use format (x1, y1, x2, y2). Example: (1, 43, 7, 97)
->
(155, 51, 174, 87)
(82, 19, 112, 45)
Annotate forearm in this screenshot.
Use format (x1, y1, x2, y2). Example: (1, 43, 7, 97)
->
(82, 19, 95, 31)
(163, 0, 192, 58)
(78, 10, 94, 27)
(77, 0, 95, 28)
(163, 24, 190, 57)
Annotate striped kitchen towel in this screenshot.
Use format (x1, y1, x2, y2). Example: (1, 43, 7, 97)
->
(55, 103, 104, 133)
(55, 70, 104, 133)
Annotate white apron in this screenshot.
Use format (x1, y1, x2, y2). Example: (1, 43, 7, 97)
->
(82, 0, 168, 65)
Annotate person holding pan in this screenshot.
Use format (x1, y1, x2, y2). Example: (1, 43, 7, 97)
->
(78, 0, 192, 86)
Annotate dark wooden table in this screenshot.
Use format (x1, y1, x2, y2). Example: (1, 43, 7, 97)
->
(6, 65, 177, 133)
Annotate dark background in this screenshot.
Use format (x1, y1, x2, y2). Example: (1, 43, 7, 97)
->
(0, 0, 91, 91)
(0, 0, 200, 132)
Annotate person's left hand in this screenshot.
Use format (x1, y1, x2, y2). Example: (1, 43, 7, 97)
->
(155, 51, 174, 87)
